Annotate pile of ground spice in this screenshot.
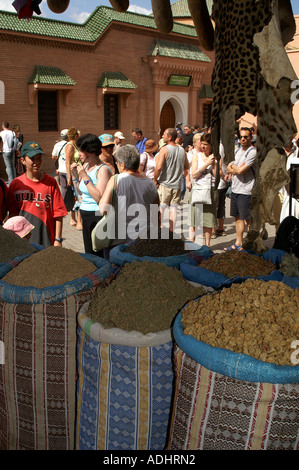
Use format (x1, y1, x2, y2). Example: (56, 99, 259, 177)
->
(2, 246, 97, 288)
(199, 251, 276, 278)
(124, 238, 187, 257)
(182, 279, 299, 366)
(88, 260, 206, 334)
(0, 226, 36, 262)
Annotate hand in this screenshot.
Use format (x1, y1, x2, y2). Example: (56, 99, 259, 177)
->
(77, 163, 87, 179)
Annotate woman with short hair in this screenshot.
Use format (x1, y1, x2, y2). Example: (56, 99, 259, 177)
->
(99, 144, 159, 257)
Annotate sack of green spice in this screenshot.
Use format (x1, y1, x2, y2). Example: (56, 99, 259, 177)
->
(75, 261, 208, 450)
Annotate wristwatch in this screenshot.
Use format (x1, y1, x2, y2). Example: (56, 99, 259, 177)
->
(55, 237, 63, 243)
(84, 179, 91, 185)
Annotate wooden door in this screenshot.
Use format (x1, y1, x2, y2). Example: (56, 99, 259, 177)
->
(159, 100, 175, 137)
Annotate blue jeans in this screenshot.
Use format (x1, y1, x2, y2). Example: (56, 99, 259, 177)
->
(3, 151, 16, 184)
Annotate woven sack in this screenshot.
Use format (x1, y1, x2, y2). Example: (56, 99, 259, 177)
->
(180, 248, 288, 289)
(168, 299, 299, 450)
(76, 302, 174, 450)
(109, 242, 214, 269)
(0, 254, 112, 450)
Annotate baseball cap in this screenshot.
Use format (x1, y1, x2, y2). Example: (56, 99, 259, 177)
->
(21, 141, 45, 159)
(114, 131, 125, 140)
(177, 122, 182, 126)
(99, 134, 114, 146)
(3, 216, 34, 238)
(60, 129, 68, 138)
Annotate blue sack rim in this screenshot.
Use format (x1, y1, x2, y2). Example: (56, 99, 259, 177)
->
(109, 242, 214, 268)
(0, 252, 112, 304)
(173, 276, 299, 386)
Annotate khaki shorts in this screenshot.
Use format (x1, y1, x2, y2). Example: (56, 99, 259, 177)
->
(158, 185, 181, 206)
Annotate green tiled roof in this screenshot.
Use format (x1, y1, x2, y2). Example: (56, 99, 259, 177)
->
(28, 65, 76, 86)
(97, 72, 137, 89)
(149, 39, 210, 62)
(0, 6, 197, 42)
(171, 0, 213, 18)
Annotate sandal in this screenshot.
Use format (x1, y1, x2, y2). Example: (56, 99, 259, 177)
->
(211, 233, 217, 239)
(215, 229, 226, 236)
(224, 244, 244, 252)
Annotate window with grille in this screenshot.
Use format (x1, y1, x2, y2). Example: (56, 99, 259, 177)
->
(202, 103, 212, 128)
(38, 91, 58, 132)
(104, 94, 119, 130)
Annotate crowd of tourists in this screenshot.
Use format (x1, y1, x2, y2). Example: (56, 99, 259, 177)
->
(0, 119, 298, 258)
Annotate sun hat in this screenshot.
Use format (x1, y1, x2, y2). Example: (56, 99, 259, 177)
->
(21, 141, 45, 159)
(3, 216, 35, 238)
(99, 134, 114, 146)
(114, 131, 125, 140)
(144, 139, 158, 153)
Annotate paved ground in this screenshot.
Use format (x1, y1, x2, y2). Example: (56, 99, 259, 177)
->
(61, 192, 277, 255)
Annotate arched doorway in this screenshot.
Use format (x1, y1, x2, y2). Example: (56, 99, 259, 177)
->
(159, 100, 175, 137)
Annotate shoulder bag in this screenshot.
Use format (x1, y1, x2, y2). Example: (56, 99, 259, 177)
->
(191, 173, 212, 205)
(91, 174, 117, 251)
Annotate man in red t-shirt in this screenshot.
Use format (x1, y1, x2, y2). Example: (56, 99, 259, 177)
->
(7, 141, 68, 248)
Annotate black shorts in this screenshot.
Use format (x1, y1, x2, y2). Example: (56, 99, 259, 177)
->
(230, 192, 251, 220)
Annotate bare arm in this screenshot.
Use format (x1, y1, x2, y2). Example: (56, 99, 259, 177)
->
(53, 217, 63, 246)
(153, 147, 167, 187)
(184, 153, 192, 190)
(192, 153, 215, 180)
(78, 165, 112, 204)
(65, 143, 75, 186)
(227, 161, 250, 175)
(99, 175, 115, 215)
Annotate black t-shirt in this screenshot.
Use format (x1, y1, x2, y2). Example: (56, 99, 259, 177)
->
(182, 133, 193, 149)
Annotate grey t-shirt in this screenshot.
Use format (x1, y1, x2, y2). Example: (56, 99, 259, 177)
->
(158, 144, 186, 189)
(231, 146, 257, 195)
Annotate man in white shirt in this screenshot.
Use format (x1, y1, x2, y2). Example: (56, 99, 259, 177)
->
(0, 121, 16, 184)
(225, 127, 257, 251)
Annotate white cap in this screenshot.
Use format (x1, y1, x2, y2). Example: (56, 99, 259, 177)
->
(60, 129, 68, 137)
(114, 131, 125, 140)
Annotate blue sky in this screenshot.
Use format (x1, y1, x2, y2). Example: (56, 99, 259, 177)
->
(1, 0, 298, 22)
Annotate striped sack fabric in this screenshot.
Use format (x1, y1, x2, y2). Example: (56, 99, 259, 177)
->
(0, 254, 112, 450)
(168, 344, 299, 450)
(75, 309, 174, 451)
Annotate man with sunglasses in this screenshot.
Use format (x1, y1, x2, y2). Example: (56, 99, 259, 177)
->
(224, 127, 257, 251)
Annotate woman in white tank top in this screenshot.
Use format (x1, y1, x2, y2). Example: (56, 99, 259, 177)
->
(190, 133, 217, 247)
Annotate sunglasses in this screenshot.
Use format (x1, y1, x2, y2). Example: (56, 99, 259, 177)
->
(240, 135, 250, 139)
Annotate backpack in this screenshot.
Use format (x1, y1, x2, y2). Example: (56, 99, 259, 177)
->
(273, 216, 299, 258)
